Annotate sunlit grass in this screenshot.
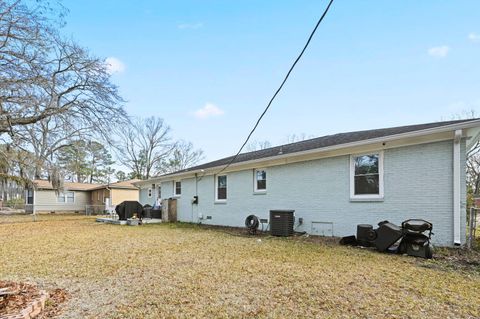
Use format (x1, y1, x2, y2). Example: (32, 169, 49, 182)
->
(1, 215, 479, 318)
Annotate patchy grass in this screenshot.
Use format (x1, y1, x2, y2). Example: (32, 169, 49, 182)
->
(0, 216, 479, 319)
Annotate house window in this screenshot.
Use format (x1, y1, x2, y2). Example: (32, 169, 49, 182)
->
(216, 175, 227, 201)
(350, 152, 384, 200)
(174, 181, 182, 196)
(148, 188, 152, 198)
(58, 191, 75, 203)
(157, 186, 161, 199)
(254, 169, 267, 192)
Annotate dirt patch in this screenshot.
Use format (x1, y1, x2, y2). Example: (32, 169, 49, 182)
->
(418, 247, 480, 275)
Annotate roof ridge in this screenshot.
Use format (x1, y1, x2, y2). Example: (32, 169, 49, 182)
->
(143, 118, 480, 179)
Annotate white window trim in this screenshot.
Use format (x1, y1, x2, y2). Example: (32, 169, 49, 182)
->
(253, 168, 267, 193)
(215, 175, 227, 203)
(58, 191, 75, 203)
(173, 181, 182, 197)
(350, 151, 384, 201)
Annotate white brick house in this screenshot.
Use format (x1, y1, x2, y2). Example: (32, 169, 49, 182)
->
(136, 119, 480, 247)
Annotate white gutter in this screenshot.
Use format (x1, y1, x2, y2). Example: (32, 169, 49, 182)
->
(453, 129, 462, 246)
(133, 120, 480, 186)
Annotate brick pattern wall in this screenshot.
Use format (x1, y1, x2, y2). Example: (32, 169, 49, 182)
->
(155, 139, 465, 247)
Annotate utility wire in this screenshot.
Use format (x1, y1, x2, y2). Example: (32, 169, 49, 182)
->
(217, 0, 335, 174)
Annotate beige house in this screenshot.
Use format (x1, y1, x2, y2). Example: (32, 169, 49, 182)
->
(89, 180, 141, 206)
(27, 179, 140, 214)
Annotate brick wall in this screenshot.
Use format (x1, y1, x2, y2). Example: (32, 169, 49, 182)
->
(160, 139, 465, 247)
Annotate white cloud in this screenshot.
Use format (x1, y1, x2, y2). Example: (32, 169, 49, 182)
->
(178, 22, 203, 30)
(468, 32, 480, 43)
(105, 57, 126, 74)
(193, 103, 224, 119)
(428, 45, 450, 58)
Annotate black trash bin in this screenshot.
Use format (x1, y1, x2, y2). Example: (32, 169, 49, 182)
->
(143, 204, 152, 219)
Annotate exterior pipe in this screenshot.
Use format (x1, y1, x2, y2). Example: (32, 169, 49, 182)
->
(453, 129, 462, 246)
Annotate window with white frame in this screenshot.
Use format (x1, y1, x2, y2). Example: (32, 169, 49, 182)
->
(216, 175, 227, 201)
(174, 181, 182, 196)
(350, 152, 383, 199)
(254, 169, 267, 192)
(58, 191, 75, 203)
(148, 188, 152, 198)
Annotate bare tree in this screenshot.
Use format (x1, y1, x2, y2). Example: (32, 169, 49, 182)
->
(0, 1, 126, 190)
(115, 117, 175, 179)
(157, 140, 204, 174)
(9, 116, 83, 178)
(0, 1, 126, 135)
(284, 133, 315, 144)
(467, 143, 480, 194)
(245, 140, 272, 152)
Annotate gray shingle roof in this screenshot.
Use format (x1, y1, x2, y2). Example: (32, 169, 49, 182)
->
(165, 119, 477, 176)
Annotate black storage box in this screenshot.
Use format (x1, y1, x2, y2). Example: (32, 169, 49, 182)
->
(151, 209, 162, 219)
(270, 210, 295, 237)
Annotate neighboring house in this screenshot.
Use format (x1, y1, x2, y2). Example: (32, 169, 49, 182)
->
(89, 179, 141, 206)
(135, 119, 480, 247)
(27, 179, 140, 213)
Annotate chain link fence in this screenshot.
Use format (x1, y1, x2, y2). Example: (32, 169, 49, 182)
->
(467, 207, 479, 249)
(0, 204, 106, 224)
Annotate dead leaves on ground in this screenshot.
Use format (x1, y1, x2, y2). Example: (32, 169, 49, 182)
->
(0, 215, 479, 318)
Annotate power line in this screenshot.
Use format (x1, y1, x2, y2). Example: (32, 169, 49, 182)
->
(217, 0, 335, 175)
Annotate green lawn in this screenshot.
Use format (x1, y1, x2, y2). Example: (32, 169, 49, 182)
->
(1, 215, 479, 318)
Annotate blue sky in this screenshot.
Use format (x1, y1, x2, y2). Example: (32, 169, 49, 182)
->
(63, 0, 480, 162)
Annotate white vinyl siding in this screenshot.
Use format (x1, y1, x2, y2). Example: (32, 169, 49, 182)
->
(58, 191, 75, 203)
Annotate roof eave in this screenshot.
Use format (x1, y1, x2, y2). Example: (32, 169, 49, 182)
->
(135, 119, 480, 184)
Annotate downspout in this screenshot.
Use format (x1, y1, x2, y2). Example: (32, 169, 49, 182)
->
(33, 187, 37, 222)
(453, 129, 462, 246)
(193, 170, 205, 224)
(192, 173, 197, 223)
(106, 184, 111, 206)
